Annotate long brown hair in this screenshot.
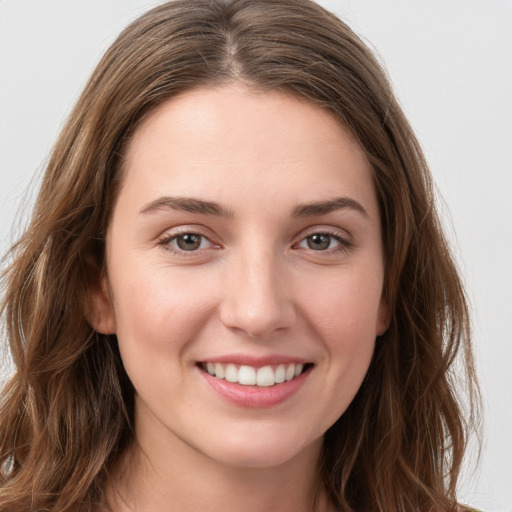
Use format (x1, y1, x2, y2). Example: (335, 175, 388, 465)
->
(0, 1, 479, 510)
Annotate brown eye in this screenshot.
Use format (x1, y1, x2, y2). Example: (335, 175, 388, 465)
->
(176, 233, 203, 251)
(306, 234, 333, 251)
(158, 230, 219, 256)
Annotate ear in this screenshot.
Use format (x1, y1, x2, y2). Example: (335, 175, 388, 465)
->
(87, 270, 116, 335)
(376, 297, 391, 337)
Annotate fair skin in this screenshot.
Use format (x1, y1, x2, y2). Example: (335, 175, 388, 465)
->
(90, 84, 388, 512)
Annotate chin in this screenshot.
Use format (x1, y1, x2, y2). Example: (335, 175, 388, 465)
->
(199, 428, 323, 470)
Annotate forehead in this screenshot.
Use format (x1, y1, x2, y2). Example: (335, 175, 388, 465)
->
(119, 84, 377, 218)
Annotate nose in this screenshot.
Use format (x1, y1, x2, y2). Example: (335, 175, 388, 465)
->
(219, 248, 296, 339)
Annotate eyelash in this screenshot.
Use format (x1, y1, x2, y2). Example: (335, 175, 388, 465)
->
(157, 229, 217, 256)
(157, 229, 352, 256)
(295, 230, 353, 254)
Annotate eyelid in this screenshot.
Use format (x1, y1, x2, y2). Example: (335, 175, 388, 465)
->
(155, 224, 353, 256)
(156, 225, 222, 255)
(293, 226, 353, 252)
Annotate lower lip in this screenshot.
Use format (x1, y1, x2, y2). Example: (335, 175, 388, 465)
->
(198, 366, 311, 409)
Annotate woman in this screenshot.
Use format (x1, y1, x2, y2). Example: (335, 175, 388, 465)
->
(0, 0, 480, 511)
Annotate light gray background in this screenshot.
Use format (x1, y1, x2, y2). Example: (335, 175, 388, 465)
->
(1, 1, 511, 510)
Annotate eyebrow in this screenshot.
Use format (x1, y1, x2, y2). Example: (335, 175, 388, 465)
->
(292, 196, 368, 218)
(139, 195, 367, 218)
(139, 196, 234, 217)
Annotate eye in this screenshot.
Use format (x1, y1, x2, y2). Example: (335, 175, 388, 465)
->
(174, 233, 205, 251)
(159, 232, 215, 253)
(296, 231, 351, 252)
(304, 233, 336, 251)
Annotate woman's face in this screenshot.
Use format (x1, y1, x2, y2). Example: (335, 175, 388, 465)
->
(91, 84, 388, 470)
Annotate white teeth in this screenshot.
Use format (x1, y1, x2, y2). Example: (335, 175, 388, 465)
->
(204, 362, 307, 386)
(256, 366, 275, 387)
(275, 364, 286, 384)
(285, 364, 295, 381)
(214, 363, 225, 379)
(238, 365, 256, 385)
(225, 364, 238, 383)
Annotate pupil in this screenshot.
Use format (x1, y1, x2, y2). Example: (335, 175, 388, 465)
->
(307, 234, 330, 250)
(177, 234, 201, 251)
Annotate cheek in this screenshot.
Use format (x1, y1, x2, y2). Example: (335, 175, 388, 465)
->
(109, 263, 218, 363)
(298, 266, 382, 389)
(300, 266, 384, 339)
(108, 264, 224, 417)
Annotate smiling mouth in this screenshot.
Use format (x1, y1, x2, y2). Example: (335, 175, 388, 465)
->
(198, 362, 313, 387)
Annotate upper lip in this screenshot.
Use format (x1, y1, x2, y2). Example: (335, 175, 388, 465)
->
(197, 354, 311, 367)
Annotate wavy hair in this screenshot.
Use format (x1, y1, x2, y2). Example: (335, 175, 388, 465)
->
(0, 1, 479, 510)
